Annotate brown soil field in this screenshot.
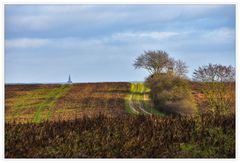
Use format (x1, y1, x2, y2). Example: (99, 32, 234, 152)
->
(5, 82, 131, 123)
(51, 82, 131, 121)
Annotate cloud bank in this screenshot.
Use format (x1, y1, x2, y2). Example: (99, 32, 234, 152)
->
(5, 4, 235, 83)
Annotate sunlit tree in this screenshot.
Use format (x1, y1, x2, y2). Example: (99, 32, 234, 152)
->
(193, 64, 235, 114)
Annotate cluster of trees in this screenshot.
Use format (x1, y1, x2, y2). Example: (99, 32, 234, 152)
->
(134, 50, 235, 115)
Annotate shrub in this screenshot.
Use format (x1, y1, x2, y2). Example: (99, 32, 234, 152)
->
(193, 64, 235, 114)
(145, 74, 197, 115)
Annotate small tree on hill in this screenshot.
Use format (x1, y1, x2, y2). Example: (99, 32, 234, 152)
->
(133, 50, 188, 78)
(133, 50, 175, 75)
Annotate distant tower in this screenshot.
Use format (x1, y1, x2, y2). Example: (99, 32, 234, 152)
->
(67, 74, 72, 84)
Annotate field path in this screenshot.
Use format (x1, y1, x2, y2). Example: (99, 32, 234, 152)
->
(128, 94, 139, 114)
(125, 83, 165, 116)
(126, 83, 152, 115)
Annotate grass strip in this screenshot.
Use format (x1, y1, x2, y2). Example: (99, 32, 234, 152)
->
(33, 85, 71, 123)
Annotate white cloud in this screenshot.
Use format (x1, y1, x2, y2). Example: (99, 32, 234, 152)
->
(5, 30, 180, 49)
(6, 5, 229, 33)
(5, 38, 50, 48)
(179, 5, 225, 19)
(9, 15, 53, 30)
(6, 5, 128, 32)
(4, 27, 235, 54)
(201, 28, 235, 43)
(111, 31, 179, 41)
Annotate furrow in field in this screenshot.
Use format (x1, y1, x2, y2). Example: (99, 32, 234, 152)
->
(128, 94, 139, 114)
(138, 99, 152, 115)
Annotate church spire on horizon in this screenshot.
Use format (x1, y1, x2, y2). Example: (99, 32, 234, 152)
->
(67, 74, 72, 84)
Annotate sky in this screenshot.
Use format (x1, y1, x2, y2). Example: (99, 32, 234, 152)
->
(5, 4, 236, 83)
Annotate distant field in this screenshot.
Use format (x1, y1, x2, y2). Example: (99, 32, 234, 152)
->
(5, 82, 210, 123)
(52, 82, 131, 121)
(5, 82, 133, 123)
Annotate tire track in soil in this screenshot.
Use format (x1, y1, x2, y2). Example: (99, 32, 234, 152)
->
(127, 83, 152, 115)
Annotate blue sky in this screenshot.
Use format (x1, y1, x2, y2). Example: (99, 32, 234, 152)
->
(5, 4, 236, 83)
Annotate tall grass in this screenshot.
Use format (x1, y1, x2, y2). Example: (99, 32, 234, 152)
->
(5, 113, 235, 158)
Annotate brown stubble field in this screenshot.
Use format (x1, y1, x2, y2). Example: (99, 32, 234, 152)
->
(5, 82, 131, 123)
(51, 82, 131, 121)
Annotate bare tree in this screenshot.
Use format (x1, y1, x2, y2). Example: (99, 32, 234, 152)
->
(193, 64, 235, 114)
(133, 50, 174, 75)
(134, 50, 188, 79)
(174, 60, 188, 78)
(193, 64, 235, 82)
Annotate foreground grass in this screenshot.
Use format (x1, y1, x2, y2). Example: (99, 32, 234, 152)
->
(5, 113, 235, 158)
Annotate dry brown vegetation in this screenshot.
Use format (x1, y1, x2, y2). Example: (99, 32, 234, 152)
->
(51, 82, 130, 121)
(190, 82, 235, 114)
(5, 82, 130, 123)
(5, 82, 235, 158)
(5, 113, 235, 158)
(145, 74, 197, 115)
